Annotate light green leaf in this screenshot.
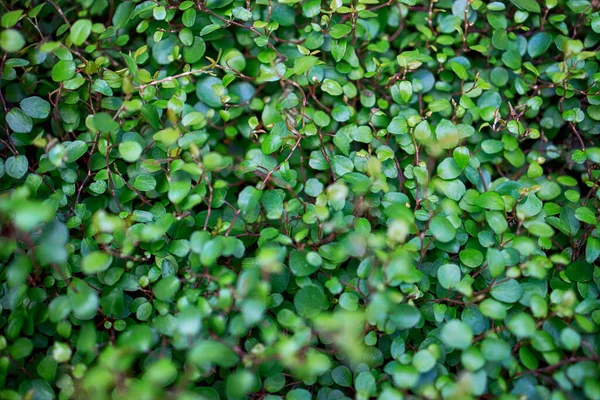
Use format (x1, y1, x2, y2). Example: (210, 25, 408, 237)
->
(430, 216, 456, 243)
(70, 19, 92, 46)
(118, 141, 143, 163)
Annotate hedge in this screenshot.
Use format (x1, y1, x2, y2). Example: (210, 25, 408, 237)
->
(1, 0, 600, 399)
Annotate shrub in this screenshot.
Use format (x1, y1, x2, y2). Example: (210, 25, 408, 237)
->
(1, 0, 600, 398)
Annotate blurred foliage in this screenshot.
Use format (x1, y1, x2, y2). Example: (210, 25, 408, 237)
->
(1, 0, 600, 399)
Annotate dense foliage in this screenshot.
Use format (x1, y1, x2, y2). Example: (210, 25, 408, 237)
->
(1, 0, 600, 398)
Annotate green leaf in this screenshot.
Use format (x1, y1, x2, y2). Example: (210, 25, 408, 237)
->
(519, 346, 539, 370)
(453, 147, 470, 169)
(20, 96, 50, 119)
(232, 7, 252, 21)
(221, 49, 246, 71)
(154, 127, 180, 146)
(414, 120, 431, 141)
(168, 180, 191, 204)
(486, 211, 508, 234)
(560, 327, 581, 351)
(52, 342, 72, 363)
(1, 10, 23, 29)
(586, 237, 600, 263)
(476, 192, 505, 210)
(92, 79, 113, 96)
(11, 338, 33, 359)
(6, 108, 32, 133)
(92, 112, 119, 133)
(412, 349, 436, 372)
(82, 251, 113, 274)
(153, 276, 181, 301)
(438, 263, 461, 289)
(331, 39, 347, 62)
(441, 320, 473, 349)
(68, 278, 99, 320)
(481, 139, 504, 154)
(510, 0, 541, 13)
(565, 261, 593, 282)
(527, 32, 552, 58)
(51, 60, 76, 82)
(449, 62, 468, 80)
(516, 194, 542, 217)
(332, 365, 352, 387)
(390, 304, 422, 330)
(226, 371, 256, 399)
(459, 248, 483, 268)
(153, 6, 167, 20)
(294, 56, 319, 75)
(206, 0, 234, 9)
(65, 140, 88, 162)
(492, 29, 508, 50)
(203, 152, 229, 171)
(507, 312, 536, 338)
(289, 250, 319, 277)
(238, 186, 262, 223)
(481, 338, 511, 361)
(200, 23, 221, 36)
(435, 119, 460, 149)
(190, 340, 240, 367)
(70, 19, 92, 46)
(118, 325, 154, 352)
(182, 111, 206, 127)
(5, 155, 28, 179)
(355, 371, 376, 396)
(531, 331, 556, 352)
(294, 285, 327, 318)
(118, 141, 143, 163)
(487, 248, 506, 277)
(430, 216, 456, 243)
(391, 365, 419, 388)
(113, 1, 134, 28)
(398, 80, 412, 103)
(329, 23, 352, 39)
(196, 76, 224, 108)
(134, 174, 156, 191)
(37, 356, 57, 380)
(575, 207, 596, 225)
(491, 279, 523, 303)
(437, 158, 462, 180)
(262, 132, 283, 155)
(0, 29, 25, 52)
(502, 49, 522, 70)
(322, 78, 343, 96)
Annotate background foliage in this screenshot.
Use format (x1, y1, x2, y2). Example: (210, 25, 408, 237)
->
(1, 0, 600, 398)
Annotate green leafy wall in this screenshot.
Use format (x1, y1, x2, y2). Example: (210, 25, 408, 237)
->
(1, 0, 600, 399)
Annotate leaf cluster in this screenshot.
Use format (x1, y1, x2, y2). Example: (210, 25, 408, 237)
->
(1, 0, 600, 399)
